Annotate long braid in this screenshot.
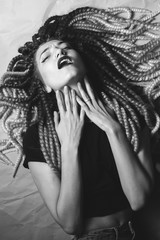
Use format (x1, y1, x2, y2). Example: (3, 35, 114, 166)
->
(37, 82, 61, 171)
(1, 6, 160, 176)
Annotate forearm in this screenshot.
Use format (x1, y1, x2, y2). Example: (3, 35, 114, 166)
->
(106, 125, 153, 210)
(57, 145, 83, 233)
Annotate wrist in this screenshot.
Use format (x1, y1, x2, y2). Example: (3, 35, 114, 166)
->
(61, 143, 79, 154)
(105, 122, 123, 137)
(61, 144, 79, 165)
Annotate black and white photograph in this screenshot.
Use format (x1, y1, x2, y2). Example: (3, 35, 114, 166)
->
(0, 1, 160, 240)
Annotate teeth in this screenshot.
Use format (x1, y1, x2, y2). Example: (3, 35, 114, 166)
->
(61, 59, 72, 64)
(58, 57, 72, 69)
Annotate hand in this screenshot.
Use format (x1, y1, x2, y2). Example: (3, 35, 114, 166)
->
(76, 77, 120, 133)
(54, 86, 85, 148)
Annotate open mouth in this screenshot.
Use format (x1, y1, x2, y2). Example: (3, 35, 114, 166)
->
(57, 56, 73, 69)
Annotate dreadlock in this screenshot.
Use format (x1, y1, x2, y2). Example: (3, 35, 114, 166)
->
(1, 6, 160, 176)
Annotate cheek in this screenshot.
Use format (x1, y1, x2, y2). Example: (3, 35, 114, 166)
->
(40, 66, 57, 83)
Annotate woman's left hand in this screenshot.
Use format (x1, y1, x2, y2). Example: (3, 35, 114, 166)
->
(76, 77, 120, 133)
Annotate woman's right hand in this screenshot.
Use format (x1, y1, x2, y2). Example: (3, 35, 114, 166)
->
(54, 86, 85, 149)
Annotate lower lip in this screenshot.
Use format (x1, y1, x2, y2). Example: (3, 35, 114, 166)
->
(58, 63, 73, 69)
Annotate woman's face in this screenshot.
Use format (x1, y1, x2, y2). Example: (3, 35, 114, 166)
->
(35, 39, 86, 92)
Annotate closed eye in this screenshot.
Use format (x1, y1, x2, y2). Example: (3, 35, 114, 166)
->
(41, 55, 50, 63)
(61, 43, 72, 50)
(64, 46, 71, 50)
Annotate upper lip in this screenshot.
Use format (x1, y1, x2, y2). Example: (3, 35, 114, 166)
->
(57, 55, 73, 69)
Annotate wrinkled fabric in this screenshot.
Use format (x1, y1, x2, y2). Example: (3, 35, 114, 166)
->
(0, 0, 160, 240)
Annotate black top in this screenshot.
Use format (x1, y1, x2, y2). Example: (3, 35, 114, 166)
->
(23, 120, 130, 217)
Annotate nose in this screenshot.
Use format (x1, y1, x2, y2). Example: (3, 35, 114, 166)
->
(56, 48, 66, 58)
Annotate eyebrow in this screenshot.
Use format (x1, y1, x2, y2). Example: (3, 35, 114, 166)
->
(39, 41, 65, 58)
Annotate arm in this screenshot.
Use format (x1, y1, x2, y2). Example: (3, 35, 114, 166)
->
(29, 146, 83, 235)
(76, 78, 154, 211)
(57, 145, 83, 233)
(106, 124, 154, 210)
(29, 87, 85, 235)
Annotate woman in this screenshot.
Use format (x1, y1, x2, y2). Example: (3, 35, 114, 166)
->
(0, 6, 159, 239)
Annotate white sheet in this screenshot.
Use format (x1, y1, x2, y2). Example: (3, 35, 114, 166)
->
(0, 1, 160, 240)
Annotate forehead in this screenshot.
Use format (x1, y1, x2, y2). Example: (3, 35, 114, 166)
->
(40, 39, 64, 50)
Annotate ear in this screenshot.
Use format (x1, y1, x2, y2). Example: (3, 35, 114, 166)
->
(45, 85, 52, 93)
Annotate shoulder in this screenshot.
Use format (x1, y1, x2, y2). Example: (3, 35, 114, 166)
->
(22, 123, 46, 168)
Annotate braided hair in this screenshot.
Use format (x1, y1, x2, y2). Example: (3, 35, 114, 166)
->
(1, 6, 160, 176)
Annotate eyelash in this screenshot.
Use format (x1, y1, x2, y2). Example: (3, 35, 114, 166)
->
(42, 55, 49, 63)
(64, 46, 71, 49)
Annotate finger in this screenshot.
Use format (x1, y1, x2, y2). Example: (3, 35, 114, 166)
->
(77, 82, 92, 107)
(80, 108, 85, 121)
(97, 98, 106, 110)
(76, 95, 89, 112)
(84, 77, 96, 103)
(71, 89, 78, 115)
(97, 98, 114, 116)
(54, 111, 59, 129)
(56, 90, 65, 116)
(64, 86, 71, 112)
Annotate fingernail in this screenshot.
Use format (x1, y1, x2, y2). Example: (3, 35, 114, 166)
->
(64, 86, 68, 91)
